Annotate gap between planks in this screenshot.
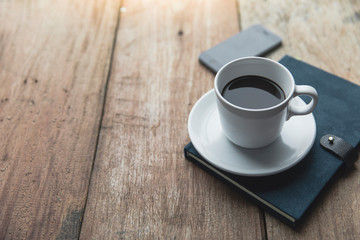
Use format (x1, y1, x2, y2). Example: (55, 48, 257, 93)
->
(78, 0, 125, 237)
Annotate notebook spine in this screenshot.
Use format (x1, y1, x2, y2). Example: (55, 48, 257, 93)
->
(184, 147, 297, 228)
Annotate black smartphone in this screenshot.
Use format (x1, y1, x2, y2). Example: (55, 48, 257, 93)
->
(199, 25, 282, 73)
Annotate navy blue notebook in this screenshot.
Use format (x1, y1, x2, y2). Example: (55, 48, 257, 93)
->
(184, 55, 360, 227)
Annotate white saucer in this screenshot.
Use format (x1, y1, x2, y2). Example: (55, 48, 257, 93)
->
(188, 90, 316, 177)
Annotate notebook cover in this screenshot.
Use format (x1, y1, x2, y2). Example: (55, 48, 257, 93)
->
(184, 55, 360, 227)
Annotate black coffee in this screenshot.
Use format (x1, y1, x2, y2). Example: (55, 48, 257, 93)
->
(222, 75, 285, 109)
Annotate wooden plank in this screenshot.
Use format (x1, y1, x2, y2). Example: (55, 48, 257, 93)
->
(80, 0, 264, 239)
(0, 0, 121, 239)
(238, 0, 360, 238)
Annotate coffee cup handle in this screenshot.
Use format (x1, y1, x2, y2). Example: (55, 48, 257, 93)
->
(287, 85, 318, 120)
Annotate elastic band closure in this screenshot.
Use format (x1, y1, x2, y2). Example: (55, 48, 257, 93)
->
(320, 134, 358, 168)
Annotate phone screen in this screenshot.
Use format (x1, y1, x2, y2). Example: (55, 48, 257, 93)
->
(199, 25, 282, 73)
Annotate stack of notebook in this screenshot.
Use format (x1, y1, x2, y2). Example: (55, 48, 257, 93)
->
(184, 55, 360, 227)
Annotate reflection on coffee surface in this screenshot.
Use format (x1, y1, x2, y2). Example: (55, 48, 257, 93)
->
(222, 75, 285, 109)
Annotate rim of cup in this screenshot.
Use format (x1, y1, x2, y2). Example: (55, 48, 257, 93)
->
(214, 56, 296, 113)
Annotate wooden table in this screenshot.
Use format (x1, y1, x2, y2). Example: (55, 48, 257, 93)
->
(1, 0, 359, 239)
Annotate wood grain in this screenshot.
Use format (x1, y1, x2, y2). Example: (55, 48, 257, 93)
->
(0, 0, 121, 239)
(2, 0, 358, 238)
(80, 0, 264, 239)
(238, 0, 360, 239)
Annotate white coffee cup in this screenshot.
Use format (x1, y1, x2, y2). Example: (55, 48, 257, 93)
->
(214, 57, 318, 148)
